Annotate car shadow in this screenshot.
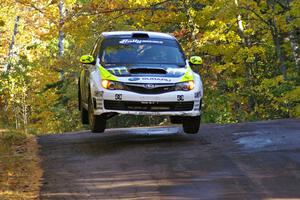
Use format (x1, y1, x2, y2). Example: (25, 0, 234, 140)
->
(73, 127, 209, 156)
(38, 126, 210, 157)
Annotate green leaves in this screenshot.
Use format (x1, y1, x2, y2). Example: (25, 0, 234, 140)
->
(0, 0, 299, 133)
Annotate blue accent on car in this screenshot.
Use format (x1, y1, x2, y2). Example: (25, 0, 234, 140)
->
(128, 77, 140, 81)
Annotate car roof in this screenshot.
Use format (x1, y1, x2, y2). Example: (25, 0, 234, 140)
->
(101, 31, 176, 40)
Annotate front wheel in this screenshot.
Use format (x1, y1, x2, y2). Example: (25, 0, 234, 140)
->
(169, 116, 183, 124)
(81, 105, 89, 125)
(79, 87, 89, 124)
(88, 95, 106, 133)
(182, 115, 201, 134)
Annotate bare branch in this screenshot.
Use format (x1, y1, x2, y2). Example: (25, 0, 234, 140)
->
(69, 0, 174, 18)
(240, 6, 272, 28)
(15, 0, 57, 24)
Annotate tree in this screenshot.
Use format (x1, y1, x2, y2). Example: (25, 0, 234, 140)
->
(1, 0, 299, 133)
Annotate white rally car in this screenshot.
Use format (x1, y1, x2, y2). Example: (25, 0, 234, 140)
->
(78, 31, 203, 134)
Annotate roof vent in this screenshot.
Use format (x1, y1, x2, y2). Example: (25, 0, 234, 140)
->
(132, 33, 149, 39)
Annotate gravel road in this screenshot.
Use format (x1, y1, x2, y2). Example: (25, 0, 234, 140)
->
(38, 119, 300, 200)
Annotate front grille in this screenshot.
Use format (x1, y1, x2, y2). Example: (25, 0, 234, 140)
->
(104, 100, 194, 111)
(124, 83, 175, 94)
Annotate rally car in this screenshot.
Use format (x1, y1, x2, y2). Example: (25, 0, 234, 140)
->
(78, 31, 203, 134)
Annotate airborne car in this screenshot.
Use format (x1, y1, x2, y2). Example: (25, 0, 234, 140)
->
(78, 31, 203, 134)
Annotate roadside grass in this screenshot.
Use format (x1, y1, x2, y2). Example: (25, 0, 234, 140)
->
(0, 128, 42, 200)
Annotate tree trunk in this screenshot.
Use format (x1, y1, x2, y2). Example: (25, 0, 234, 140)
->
(235, 0, 255, 113)
(183, 0, 199, 55)
(5, 16, 20, 72)
(289, 30, 300, 79)
(285, 0, 300, 81)
(235, 0, 245, 42)
(272, 23, 287, 80)
(22, 85, 28, 133)
(58, 0, 65, 57)
(58, 0, 65, 81)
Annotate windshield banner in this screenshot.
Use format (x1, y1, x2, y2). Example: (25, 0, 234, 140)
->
(119, 39, 164, 45)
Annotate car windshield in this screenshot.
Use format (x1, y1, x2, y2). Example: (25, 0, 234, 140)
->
(100, 38, 186, 66)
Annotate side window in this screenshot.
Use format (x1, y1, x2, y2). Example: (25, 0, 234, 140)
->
(89, 37, 100, 58)
(92, 38, 103, 60)
(98, 38, 107, 63)
(91, 44, 98, 59)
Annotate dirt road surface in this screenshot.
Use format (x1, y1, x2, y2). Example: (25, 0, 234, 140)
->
(38, 119, 300, 200)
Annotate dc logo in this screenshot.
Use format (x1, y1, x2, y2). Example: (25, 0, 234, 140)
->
(177, 95, 184, 101)
(115, 94, 122, 100)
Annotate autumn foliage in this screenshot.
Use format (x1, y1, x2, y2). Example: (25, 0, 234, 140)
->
(0, 0, 299, 134)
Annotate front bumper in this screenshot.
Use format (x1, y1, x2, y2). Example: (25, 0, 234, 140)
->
(93, 89, 202, 116)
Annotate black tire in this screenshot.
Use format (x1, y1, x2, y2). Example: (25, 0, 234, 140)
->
(78, 79, 81, 111)
(78, 84, 89, 124)
(88, 94, 106, 133)
(182, 115, 201, 134)
(169, 116, 183, 124)
(80, 105, 89, 124)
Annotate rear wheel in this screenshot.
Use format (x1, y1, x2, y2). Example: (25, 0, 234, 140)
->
(182, 115, 201, 134)
(88, 94, 106, 133)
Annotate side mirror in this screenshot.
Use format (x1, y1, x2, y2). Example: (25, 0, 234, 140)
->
(80, 55, 95, 64)
(189, 56, 203, 65)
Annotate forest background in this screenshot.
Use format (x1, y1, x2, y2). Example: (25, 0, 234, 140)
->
(0, 0, 299, 134)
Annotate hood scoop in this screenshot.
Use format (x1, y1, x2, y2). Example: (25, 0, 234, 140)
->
(129, 68, 167, 75)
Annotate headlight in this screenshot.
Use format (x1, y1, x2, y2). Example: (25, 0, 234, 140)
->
(175, 81, 195, 91)
(101, 80, 125, 90)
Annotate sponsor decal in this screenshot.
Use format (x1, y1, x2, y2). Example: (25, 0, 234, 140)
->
(128, 77, 140, 81)
(194, 91, 201, 98)
(141, 77, 172, 82)
(115, 94, 122, 100)
(119, 39, 163, 45)
(177, 95, 184, 102)
(144, 84, 156, 89)
(141, 101, 156, 104)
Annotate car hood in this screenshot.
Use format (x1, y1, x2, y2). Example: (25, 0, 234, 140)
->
(104, 64, 187, 78)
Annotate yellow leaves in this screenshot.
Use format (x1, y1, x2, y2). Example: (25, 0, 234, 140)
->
(208, 20, 215, 27)
(128, 0, 160, 6)
(0, 0, 299, 129)
(293, 104, 300, 117)
(7, 171, 14, 177)
(66, 0, 76, 6)
(213, 63, 233, 73)
(234, 46, 266, 65)
(284, 86, 300, 102)
(252, 76, 300, 119)
(246, 56, 255, 63)
(281, 86, 300, 117)
(290, 0, 300, 15)
(244, 28, 255, 37)
(259, 76, 284, 90)
(189, 8, 197, 18)
(0, 134, 42, 200)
